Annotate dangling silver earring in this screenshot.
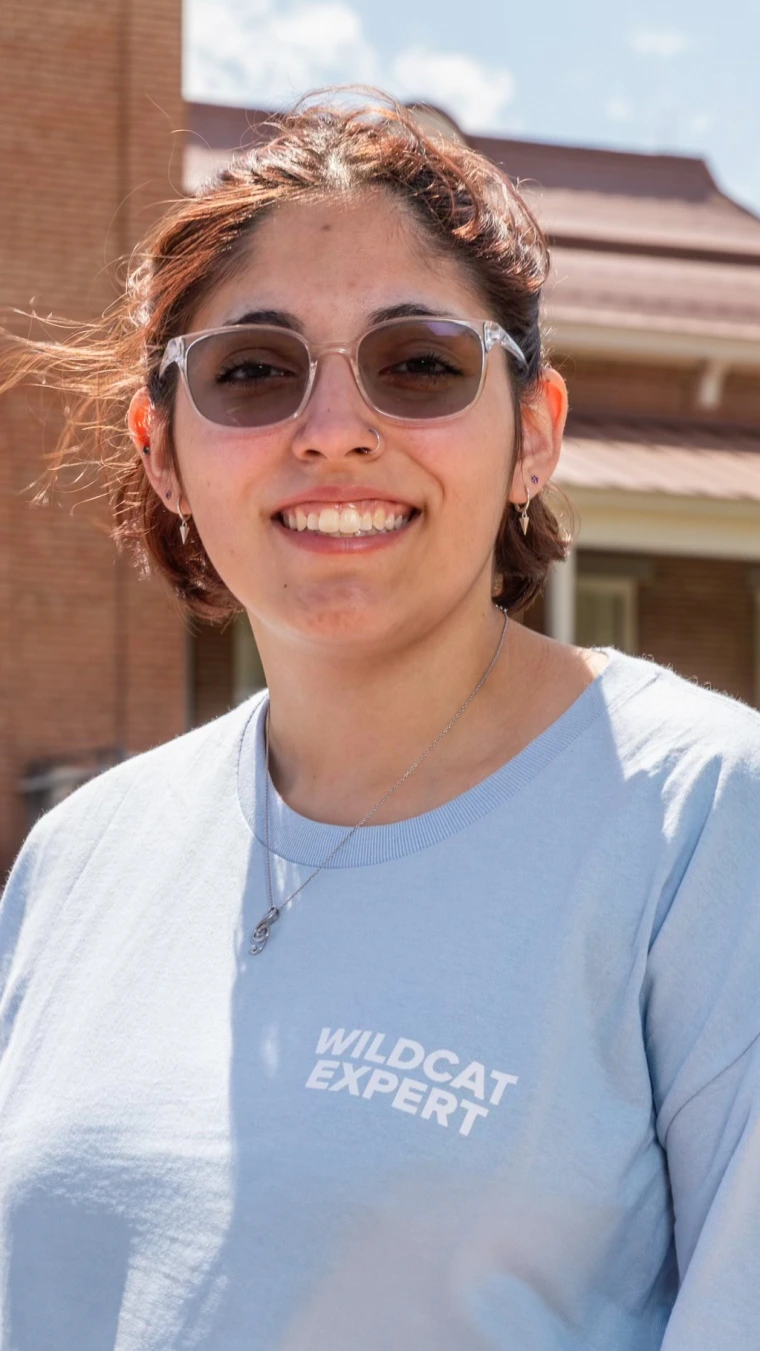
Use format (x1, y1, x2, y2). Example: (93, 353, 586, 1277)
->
(177, 497, 191, 545)
(517, 489, 531, 536)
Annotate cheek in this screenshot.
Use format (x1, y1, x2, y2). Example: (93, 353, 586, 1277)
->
(412, 415, 513, 525)
(175, 421, 278, 525)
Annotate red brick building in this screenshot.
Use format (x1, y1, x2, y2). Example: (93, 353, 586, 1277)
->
(0, 0, 186, 876)
(1, 22, 759, 878)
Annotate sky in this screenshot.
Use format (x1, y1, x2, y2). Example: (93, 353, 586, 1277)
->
(184, 0, 760, 215)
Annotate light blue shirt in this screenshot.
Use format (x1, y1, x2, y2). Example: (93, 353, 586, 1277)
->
(1, 649, 759, 1350)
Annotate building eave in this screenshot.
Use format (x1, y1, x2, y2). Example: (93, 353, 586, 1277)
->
(565, 487, 760, 560)
(547, 317, 760, 367)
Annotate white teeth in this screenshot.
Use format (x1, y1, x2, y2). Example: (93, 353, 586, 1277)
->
(281, 505, 412, 536)
(339, 507, 361, 535)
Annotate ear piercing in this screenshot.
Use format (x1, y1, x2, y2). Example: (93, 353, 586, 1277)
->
(148, 449, 190, 541)
(517, 477, 539, 535)
(177, 497, 191, 544)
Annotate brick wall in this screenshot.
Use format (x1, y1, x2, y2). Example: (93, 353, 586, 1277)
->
(562, 358, 760, 425)
(191, 621, 236, 728)
(520, 550, 757, 708)
(638, 554, 757, 706)
(0, 0, 186, 878)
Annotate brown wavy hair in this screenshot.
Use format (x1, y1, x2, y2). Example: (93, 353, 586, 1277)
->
(1, 89, 570, 620)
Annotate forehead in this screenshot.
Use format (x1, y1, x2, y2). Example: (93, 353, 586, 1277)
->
(190, 190, 489, 333)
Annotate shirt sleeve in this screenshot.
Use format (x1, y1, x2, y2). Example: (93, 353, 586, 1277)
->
(642, 733, 760, 1350)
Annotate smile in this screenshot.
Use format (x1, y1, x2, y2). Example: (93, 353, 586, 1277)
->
(276, 500, 417, 538)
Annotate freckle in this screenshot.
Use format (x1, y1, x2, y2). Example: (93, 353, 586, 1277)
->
(320, 223, 331, 232)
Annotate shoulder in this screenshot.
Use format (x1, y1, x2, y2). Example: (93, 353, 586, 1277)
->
(0, 693, 267, 992)
(598, 649, 760, 784)
(588, 653, 760, 885)
(4, 692, 267, 890)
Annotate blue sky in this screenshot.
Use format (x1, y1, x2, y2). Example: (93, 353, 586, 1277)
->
(184, 0, 760, 214)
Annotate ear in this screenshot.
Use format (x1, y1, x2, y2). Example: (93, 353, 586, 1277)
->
(128, 388, 188, 515)
(507, 367, 568, 502)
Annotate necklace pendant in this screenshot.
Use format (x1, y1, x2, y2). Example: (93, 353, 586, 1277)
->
(256, 608, 508, 960)
(249, 905, 280, 956)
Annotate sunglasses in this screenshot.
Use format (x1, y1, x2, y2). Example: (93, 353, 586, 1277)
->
(157, 316, 527, 429)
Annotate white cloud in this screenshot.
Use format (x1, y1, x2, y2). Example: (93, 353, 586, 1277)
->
(628, 27, 691, 58)
(605, 96, 632, 123)
(689, 112, 712, 134)
(185, 0, 517, 132)
(390, 47, 515, 130)
(184, 0, 379, 107)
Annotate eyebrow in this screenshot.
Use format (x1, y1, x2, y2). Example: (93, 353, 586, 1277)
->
(367, 303, 452, 325)
(226, 302, 452, 333)
(229, 308, 305, 331)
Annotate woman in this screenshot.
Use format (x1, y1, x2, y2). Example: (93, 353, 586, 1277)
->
(1, 94, 758, 1351)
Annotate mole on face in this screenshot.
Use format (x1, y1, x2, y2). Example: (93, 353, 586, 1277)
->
(320, 223, 332, 232)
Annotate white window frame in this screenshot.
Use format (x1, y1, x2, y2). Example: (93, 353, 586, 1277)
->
(576, 575, 638, 653)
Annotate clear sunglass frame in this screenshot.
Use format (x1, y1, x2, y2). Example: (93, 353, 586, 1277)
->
(157, 315, 528, 429)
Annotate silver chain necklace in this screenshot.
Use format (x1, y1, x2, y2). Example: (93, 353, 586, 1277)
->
(249, 606, 510, 955)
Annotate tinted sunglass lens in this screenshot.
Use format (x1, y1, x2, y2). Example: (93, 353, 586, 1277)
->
(359, 321, 484, 419)
(186, 328, 310, 427)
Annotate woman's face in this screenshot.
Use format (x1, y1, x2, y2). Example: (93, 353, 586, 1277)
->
(142, 190, 563, 652)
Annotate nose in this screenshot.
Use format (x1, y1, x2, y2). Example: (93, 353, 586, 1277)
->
(291, 350, 380, 461)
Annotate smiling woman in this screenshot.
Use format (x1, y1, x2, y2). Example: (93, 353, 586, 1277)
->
(1, 90, 760, 1351)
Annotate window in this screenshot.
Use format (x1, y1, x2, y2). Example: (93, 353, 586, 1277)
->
(576, 577, 637, 653)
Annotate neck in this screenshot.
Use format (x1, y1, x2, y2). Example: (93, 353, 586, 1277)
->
(252, 593, 512, 826)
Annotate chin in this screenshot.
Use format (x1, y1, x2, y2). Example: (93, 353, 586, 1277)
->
(281, 581, 408, 645)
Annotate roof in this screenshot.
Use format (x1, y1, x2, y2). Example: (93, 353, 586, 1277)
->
(555, 419, 760, 500)
(545, 247, 760, 345)
(466, 133, 760, 347)
(468, 134, 760, 261)
(186, 102, 760, 256)
(184, 102, 760, 353)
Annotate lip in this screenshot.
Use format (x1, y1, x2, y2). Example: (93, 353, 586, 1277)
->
(272, 484, 417, 515)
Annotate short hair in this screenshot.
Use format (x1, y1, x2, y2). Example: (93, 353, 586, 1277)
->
(1, 90, 569, 620)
